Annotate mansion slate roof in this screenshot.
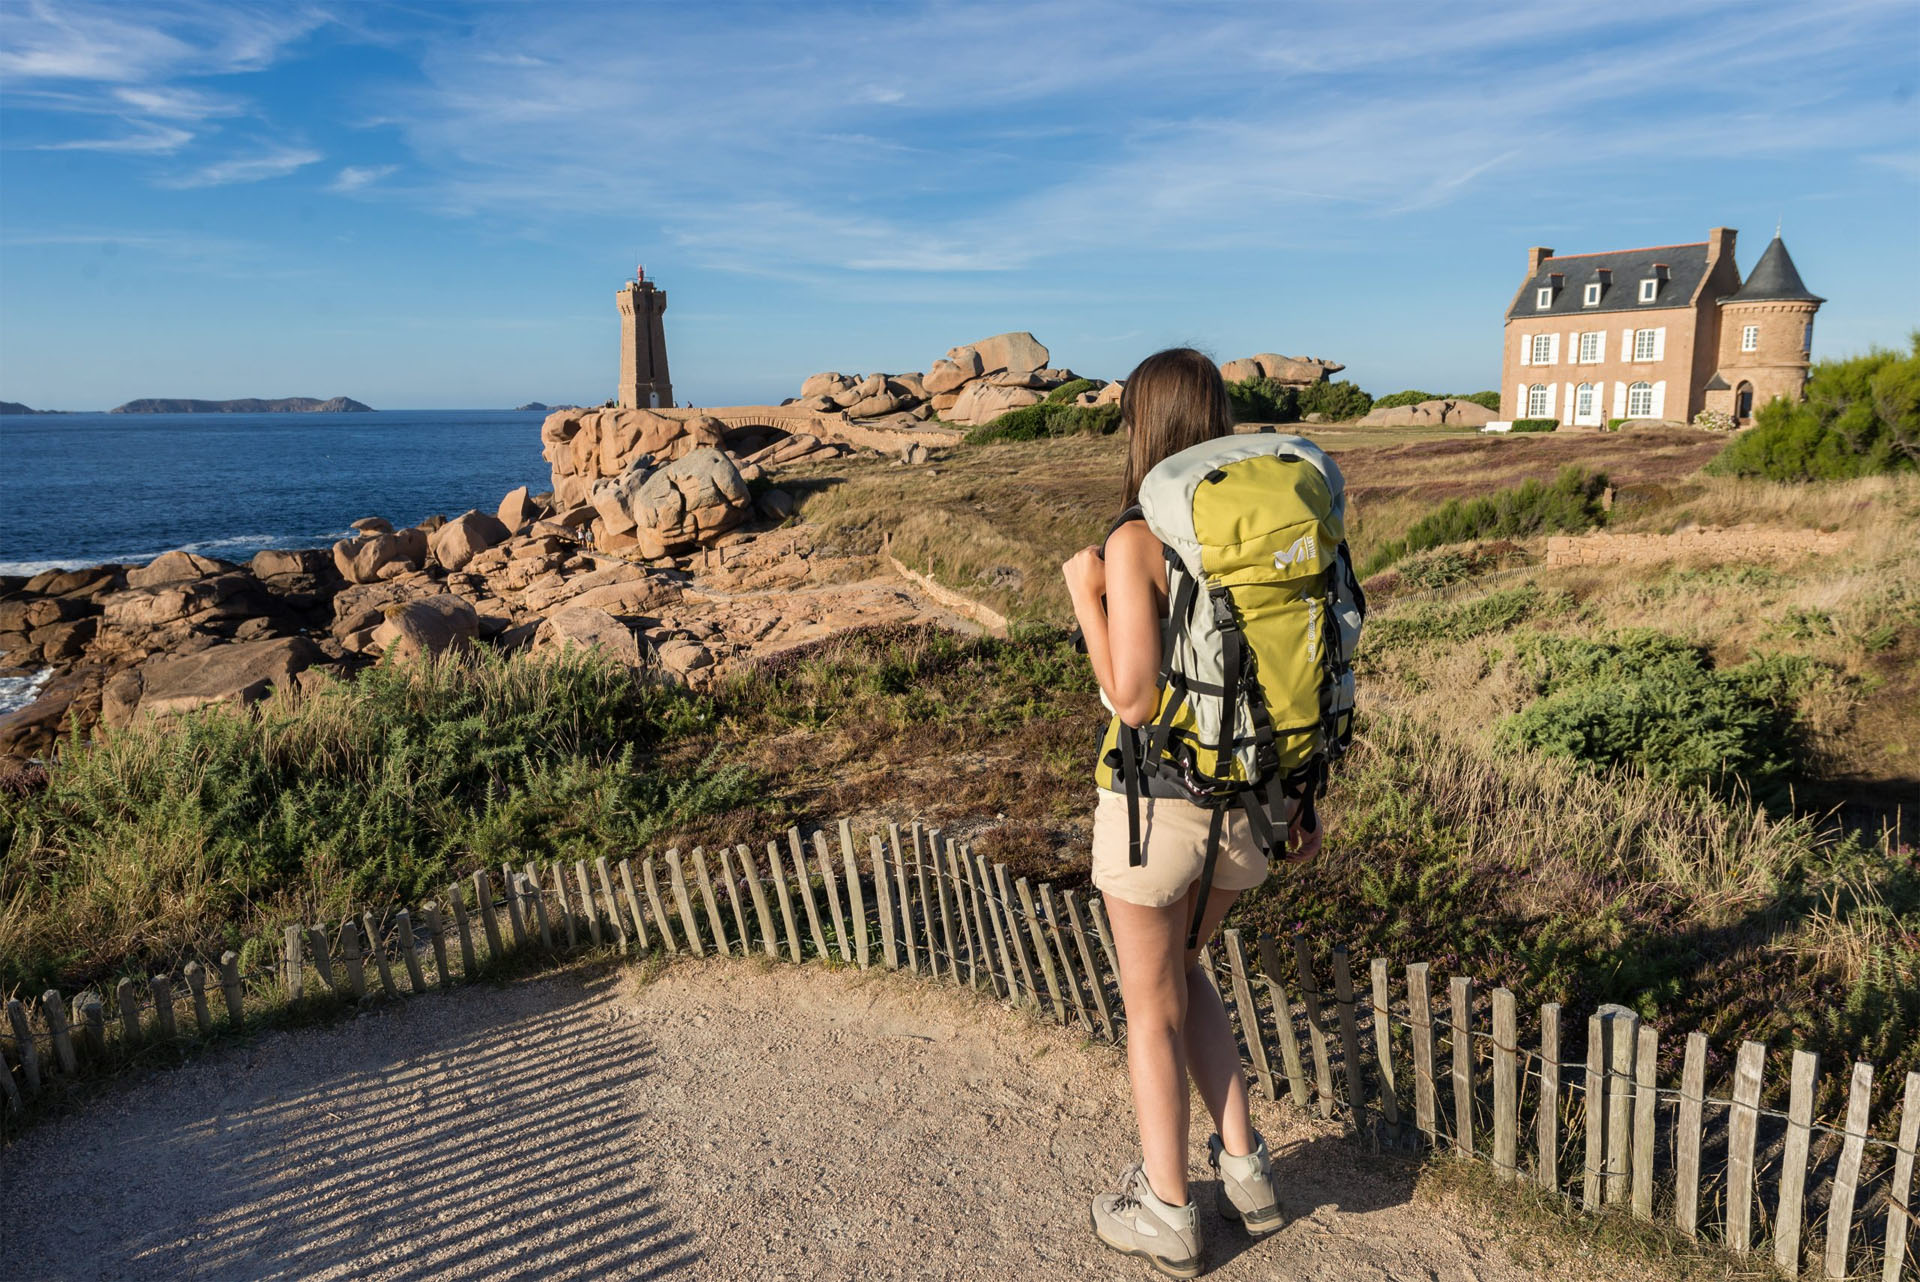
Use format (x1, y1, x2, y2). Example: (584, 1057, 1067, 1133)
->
(1724, 236, 1824, 304)
(1507, 241, 1710, 320)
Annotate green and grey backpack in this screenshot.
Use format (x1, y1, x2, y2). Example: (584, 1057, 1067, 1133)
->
(1095, 431, 1366, 944)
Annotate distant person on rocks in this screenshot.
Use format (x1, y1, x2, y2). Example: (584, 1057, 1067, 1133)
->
(1064, 348, 1342, 1277)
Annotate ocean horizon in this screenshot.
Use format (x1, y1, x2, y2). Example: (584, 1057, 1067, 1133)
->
(0, 409, 556, 578)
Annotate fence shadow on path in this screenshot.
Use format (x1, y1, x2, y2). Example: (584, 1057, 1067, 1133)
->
(1, 972, 700, 1281)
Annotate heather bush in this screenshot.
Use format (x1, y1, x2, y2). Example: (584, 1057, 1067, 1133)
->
(1361, 466, 1609, 574)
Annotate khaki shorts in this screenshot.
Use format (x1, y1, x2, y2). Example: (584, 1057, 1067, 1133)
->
(1090, 790, 1271, 908)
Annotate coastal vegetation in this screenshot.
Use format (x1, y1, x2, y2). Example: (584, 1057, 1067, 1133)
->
(1708, 335, 1919, 481)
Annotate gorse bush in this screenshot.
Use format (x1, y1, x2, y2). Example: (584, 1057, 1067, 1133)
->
(1296, 379, 1374, 421)
(1708, 334, 1919, 481)
(965, 400, 1121, 444)
(1044, 378, 1099, 404)
(1226, 376, 1297, 423)
(1361, 466, 1609, 575)
(1503, 629, 1814, 805)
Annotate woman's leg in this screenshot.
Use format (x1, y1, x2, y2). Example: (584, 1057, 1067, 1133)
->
(1104, 893, 1193, 1205)
(1180, 884, 1258, 1156)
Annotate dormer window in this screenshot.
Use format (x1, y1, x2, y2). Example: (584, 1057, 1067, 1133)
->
(1536, 287, 1552, 309)
(1639, 278, 1658, 302)
(1583, 283, 1602, 307)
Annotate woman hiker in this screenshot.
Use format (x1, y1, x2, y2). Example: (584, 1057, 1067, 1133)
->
(1062, 348, 1324, 1277)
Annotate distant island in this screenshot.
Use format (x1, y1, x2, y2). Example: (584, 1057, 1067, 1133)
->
(1, 401, 68, 415)
(110, 397, 375, 414)
(516, 402, 579, 412)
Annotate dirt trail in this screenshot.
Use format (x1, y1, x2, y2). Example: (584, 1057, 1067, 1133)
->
(2, 961, 1632, 1281)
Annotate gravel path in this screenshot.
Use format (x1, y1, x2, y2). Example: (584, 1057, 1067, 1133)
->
(2, 959, 1614, 1280)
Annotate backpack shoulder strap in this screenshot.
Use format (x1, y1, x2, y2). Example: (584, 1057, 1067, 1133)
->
(1104, 504, 1145, 544)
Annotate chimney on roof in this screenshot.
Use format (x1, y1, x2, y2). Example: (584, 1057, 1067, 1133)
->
(1528, 246, 1553, 274)
(1709, 226, 1737, 262)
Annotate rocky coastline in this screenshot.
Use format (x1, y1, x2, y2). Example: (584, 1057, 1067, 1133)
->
(0, 330, 1089, 764)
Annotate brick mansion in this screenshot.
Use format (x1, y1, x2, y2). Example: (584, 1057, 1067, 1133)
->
(1500, 226, 1822, 427)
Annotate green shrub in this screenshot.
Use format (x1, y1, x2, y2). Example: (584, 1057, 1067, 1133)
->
(1365, 585, 1559, 650)
(1503, 630, 1815, 804)
(1362, 466, 1609, 575)
(1044, 377, 1099, 404)
(1708, 335, 1920, 481)
(1227, 376, 1298, 423)
(1509, 418, 1558, 433)
(1371, 390, 1437, 410)
(1605, 418, 1625, 431)
(1296, 379, 1374, 421)
(965, 400, 1121, 444)
(1458, 391, 1501, 410)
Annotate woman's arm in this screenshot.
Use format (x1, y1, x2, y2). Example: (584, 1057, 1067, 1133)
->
(1063, 522, 1165, 726)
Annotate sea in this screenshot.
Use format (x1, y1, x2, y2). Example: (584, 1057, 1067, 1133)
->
(0, 409, 556, 713)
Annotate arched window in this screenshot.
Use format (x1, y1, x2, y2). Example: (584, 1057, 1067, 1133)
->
(1527, 384, 1549, 417)
(1627, 382, 1653, 417)
(1575, 383, 1595, 421)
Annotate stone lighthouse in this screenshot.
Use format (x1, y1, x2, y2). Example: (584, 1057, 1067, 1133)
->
(1707, 235, 1824, 424)
(616, 266, 673, 410)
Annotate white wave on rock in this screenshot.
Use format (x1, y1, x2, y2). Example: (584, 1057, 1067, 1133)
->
(0, 531, 337, 578)
(0, 666, 53, 718)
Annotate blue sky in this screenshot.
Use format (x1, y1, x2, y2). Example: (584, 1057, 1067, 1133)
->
(2, 0, 1916, 410)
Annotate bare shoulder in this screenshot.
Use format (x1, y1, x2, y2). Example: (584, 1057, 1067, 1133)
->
(1104, 519, 1167, 589)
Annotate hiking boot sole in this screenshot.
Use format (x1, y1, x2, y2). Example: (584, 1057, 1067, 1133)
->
(1089, 1208, 1203, 1278)
(1218, 1195, 1286, 1238)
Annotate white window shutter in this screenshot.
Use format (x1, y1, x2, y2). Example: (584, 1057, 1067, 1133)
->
(1652, 328, 1666, 361)
(1622, 328, 1633, 360)
(1515, 383, 1526, 414)
(1520, 334, 1530, 366)
(1651, 381, 1666, 418)
(1545, 383, 1557, 417)
(1613, 382, 1627, 417)
(1596, 330, 1606, 361)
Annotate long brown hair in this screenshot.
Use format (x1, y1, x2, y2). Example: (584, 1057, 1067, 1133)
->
(1119, 347, 1234, 507)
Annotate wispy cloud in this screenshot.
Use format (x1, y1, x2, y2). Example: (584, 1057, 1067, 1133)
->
(329, 163, 398, 192)
(35, 122, 195, 154)
(161, 144, 323, 188)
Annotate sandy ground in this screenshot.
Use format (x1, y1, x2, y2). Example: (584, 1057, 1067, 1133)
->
(2, 959, 1622, 1281)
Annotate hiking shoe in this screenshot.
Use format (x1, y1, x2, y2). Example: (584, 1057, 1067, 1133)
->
(1089, 1163, 1202, 1278)
(1208, 1132, 1286, 1236)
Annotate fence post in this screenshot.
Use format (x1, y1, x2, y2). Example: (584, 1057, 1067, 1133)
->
(577, 859, 608, 949)
(339, 916, 368, 1000)
(1332, 949, 1370, 1129)
(282, 926, 305, 1002)
(1604, 1007, 1638, 1206)
(786, 829, 828, 959)
(1063, 890, 1116, 1041)
(396, 909, 429, 994)
(115, 978, 140, 1047)
(503, 871, 530, 950)
(738, 845, 779, 960)
(1039, 884, 1092, 1031)
(1537, 1002, 1561, 1193)
(1450, 976, 1475, 1159)
(1255, 934, 1309, 1111)
(665, 850, 703, 955)
(643, 856, 683, 954)
(1583, 1013, 1606, 1211)
(808, 833, 848, 963)
(593, 857, 629, 953)
(151, 975, 177, 1041)
(840, 820, 872, 970)
(1492, 988, 1518, 1181)
(553, 864, 579, 950)
(423, 902, 452, 988)
(363, 912, 400, 998)
(1775, 1048, 1820, 1273)
(0, 1043, 20, 1112)
(1408, 962, 1437, 1143)
(526, 875, 556, 952)
(6, 999, 41, 1095)
(975, 854, 1020, 1002)
(77, 993, 105, 1061)
(692, 847, 730, 957)
(1726, 1039, 1768, 1253)
(1632, 1024, 1658, 1219)
(1675, 1030, 1707, 1237)
(946, 840, 980, 986)
(219, 952, 245, 1027)
(448, 884, 477, 978)
(43, 991, 78, 1075)
(1883, 1070, 1919, 1282)
(306, 926, 339, 994)
(1823, 1061, 1874, 1280)
(716, 846, 752, 957)
(870, 835, 899, 970)
(930, 834, 962, 982)
(1369, 959, 1402, 1128)
(764, 841, 802, 963)
(1015, 877, 1066, 1021)
(1291, 937, 1337, 1121)
(1223, 930, 1274, 1101)
(472, 871, 505, 962)
(618, 858, 653, 952)
(890, 823, 919, 975)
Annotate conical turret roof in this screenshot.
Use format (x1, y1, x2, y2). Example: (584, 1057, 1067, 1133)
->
(1725, 236, 1824, 305)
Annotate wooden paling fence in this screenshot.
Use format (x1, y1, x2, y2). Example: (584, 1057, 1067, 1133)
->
(3, 817, 1914, 1280)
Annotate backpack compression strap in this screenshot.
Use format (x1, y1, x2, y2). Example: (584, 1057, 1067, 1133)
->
(1187, 588, 1243, 949)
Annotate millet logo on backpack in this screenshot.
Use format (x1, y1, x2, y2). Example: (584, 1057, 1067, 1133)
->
(1273, 533, 1317, 569)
